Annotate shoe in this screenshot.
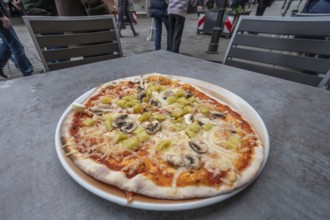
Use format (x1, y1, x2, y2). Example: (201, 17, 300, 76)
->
(134, 33, 139, 37)
(32, 69, 44, 74)
(0, 70, 8, 78)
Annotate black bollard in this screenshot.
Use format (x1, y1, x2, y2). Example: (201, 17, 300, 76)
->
(206, 0, 229, 54)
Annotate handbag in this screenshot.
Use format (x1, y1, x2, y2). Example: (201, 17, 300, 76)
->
(147, 18, 156, 41)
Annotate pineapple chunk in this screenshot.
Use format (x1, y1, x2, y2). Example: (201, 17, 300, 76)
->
(202, 123, 213, 131)
(133, 103, 143, 113)
(121, 137, 141, 151)
(116, 99, 127, 108)
(188, 121, 201, 133)
(82, 118, 94, 127)
(104, 119, 113, 131)
(138, 112, 151, 122)
(153, 113, 166, 121)
(115, 133, 127, 144)
(185, 129, 196, 138)
(167, 96, 177, 104)
(171, 108, 183, 118)
(199, 105, 210, 114)
(157, 140, 172, 151)
(101, 97, 112, 104)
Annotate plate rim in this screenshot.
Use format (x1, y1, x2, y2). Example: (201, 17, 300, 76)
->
(55, 74, 270, 211)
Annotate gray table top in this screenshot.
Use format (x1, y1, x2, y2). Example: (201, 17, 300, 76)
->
(1, 51, 329, 220)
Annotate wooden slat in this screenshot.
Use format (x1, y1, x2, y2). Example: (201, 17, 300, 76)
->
(42, 43, 120, 61)
(238, 19, 330, 37)
(48, 54, 121, 71)
(30, 19, 115, 33)
(225, 60, 322, 86)
(233, 34, 330, 56)
(36, 31, 117, 47)
(228, 47, 330, 73)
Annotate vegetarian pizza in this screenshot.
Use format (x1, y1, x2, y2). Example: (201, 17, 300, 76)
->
(60, 73, 264, 199)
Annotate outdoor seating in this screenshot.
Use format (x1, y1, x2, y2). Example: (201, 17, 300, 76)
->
(23, 15, 122, 72)
(223, 16, 330, 89)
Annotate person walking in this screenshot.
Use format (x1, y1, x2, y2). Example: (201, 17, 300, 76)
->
(255, 0, 273, 16)
(0, 0, 33, 78)
(55, 0, 117, 16)
(167, 0, 197, 53)
(149, 0, 170, 50)
(117, 0, 138, 37)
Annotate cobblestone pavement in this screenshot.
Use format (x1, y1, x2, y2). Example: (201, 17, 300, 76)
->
(1, 0, 306, 81)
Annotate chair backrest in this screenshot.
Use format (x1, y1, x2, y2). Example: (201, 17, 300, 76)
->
(293, 13, 330, 17)
(223, 16, 330, 89)
(23, 15, 123, 72)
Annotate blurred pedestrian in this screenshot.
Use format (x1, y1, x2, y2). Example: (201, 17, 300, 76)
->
(149, 0, 170, 50)
(168, 0, 197, 53)
(117, 0, 139, 37)
(19, 0, 57, 15)
(206, 0, 214, 10)
(306, 0, 330, 13)
(55, 0, 117, 16)
(0, 0, 33, 78)
(255, 0, 273, 16)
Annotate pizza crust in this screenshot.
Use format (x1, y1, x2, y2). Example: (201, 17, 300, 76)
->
(60, 73, 265, 199)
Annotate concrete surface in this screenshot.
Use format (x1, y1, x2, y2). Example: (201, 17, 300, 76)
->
(1, 0, 307, 81)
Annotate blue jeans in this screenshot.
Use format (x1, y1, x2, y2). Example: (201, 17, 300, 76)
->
(154, 16, 171, 51)
(0, 25, 33, 76)
(310, 0, 330, 13)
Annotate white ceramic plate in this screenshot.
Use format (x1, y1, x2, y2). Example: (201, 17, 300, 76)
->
(55, 75, 269, 211)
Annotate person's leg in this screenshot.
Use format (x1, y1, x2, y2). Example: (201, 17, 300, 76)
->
(256, 6, 266, 15)
(172, 15, 185, 53)
(0, 37, 11, 78)
(0, 37, 12, 69)
(154, 17, 162, 50)
(129, 21, 138, 36)
(117, 18, 123, 37)
(0, 25, 33, 76)
(161, 16, 171, 51)
(168, 14, 176, 52)
(126, 12, 138, 36)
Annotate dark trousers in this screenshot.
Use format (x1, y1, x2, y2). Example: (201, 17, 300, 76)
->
(168, 14, 185, 53)
(256, 6, 267, 16)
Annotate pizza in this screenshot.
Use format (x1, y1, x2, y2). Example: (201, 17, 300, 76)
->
(60, 73, 264, 200)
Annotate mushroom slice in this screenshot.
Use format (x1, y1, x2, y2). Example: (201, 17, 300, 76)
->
(163, 90, 174, 99)
(184, 114, 194, 124)
(112, 115, 137, 133)
(189, 140, 208, 153)
(150, 99, 160, 107)
(210, 111, 227, 119)
(166, 155, 185, 167)
(143, 120, 161, 134)
(137, 91, 146, 101)
(186, 92, 193, 98)
(184, 154, 201, 169)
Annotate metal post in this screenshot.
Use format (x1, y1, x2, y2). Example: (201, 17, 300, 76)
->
(206, 0, 229, 54)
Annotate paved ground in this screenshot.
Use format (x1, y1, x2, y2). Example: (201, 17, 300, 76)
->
(1, 0, 306, 81)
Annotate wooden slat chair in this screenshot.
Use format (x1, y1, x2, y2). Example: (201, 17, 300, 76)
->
(223, 16, 330, 89)
(23, 15, 123, 72)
